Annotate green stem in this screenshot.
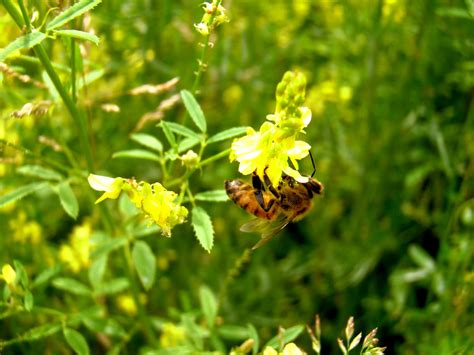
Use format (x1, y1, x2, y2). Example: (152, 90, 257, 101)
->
(3, 0, 94, 171)
(70, 38, 77, 103)
(199, 148, 231, 167)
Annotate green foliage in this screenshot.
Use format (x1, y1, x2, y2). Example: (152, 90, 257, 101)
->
(1, 0, 473, 354)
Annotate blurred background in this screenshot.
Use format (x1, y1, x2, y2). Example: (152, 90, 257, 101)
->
(1, 0, 473, 353)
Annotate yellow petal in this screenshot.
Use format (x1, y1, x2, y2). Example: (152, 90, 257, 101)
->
(1, 264, 16, 285)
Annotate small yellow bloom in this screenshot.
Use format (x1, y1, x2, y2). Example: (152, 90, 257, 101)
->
(263, 346, 279, 355)
(89, 175, 188, 237)
(88, 174, 124, 204)
(117, 294, 137, 316)
(282, 342, 305, 355)
(1, 264, 16, 285)
(160, 323, 186, 348)
(230, 71, 312, 187)
(59, 221, 92, 273)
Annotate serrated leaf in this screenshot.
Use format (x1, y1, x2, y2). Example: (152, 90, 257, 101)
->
(112, 149, 161, 162)
(132, 241, 156, 291)
(195, 190, 228, 202)
(64, 328, 90, 355)
(24, 290, 34, 311)
(265, 325, 305, 349)
(199, 285, 218, 329)
(17, 165, 62, 181)
(52, 278, 91, 296)
(0, 31, 46, 62)
(93, 278, 129, 295)
(54, 29, 100, 45)
(178, 136, 201, 153)
(58, 181, 79, 219)
(207, 127, 248, 144)
(180, 90, 206, 132)
(0, 182, 49, 207)
(47, 0, 102, 31)
(130, 133, 163, 152)
(191, 206, 214, 253)
(164, 121, 202, 140)
(88, 255, 107, 288)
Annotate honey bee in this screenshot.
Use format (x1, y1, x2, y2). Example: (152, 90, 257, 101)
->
(225, 171, 323, 249)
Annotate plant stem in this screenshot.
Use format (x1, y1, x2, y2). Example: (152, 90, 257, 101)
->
(3, 0, 94, 171)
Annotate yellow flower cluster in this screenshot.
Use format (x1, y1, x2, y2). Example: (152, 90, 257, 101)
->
(230, 71, 312, 187)
(159, 323, 187, 348)
(0, 264, 16, 286)
(88, 174, 188, 237)
(59, 221, 92, 273)
(194, 0, 229, 36)
(9, 211, 42, 244)
(263, 342, 305, 355)
(308, 80, 353, 116)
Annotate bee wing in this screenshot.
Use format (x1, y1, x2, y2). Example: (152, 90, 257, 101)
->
(240, 214, 292, 250)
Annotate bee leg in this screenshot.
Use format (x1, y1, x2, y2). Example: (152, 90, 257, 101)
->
(262, 169, 280, 199)
(309, 150, 316, 177)
(252, 173, 275, 212)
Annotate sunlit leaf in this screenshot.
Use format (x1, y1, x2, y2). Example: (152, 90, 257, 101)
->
(191, 206, 214, 253)
(47, 0, 102, 31)
(180, 90, 206, 132)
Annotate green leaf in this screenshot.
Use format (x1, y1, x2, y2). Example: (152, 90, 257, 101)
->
(47, 0, 102, 31)
(265, 325, 305, 349)
(178, 136, 201, 153)
(207, 127, 248, 144)
(191, 206, 214, 253)
(88, 255, 107, 288)
(194, 190, 228, 202)
(52, 278, 91, 296)
(216, 325, 250, 340)
(13, 260, 29, 288)
(0, 31, 47, 62)
(199, 285, 218, 329)
(24, 290, 34, 311)
(132, 241, 156, 291)
(0, 182, 48, 207)
(130, 133, 163, 152)
(58, 181, 79, 219)
(90, 237, 127, 258)
(160, 121, 177, 148)
(16, 165, 62, 181)
(164, 121, 202, 140)
(63, 328, 90, 355)
(93, 278, 129, 295)
(54, 29, 100, 45)
(180, 90, 207, 132)
(247, 323, 259, 355)
(21, 323, 62, 341)
(112, 149, 161, 162)
(408, 245, 435, 271)
(32, 265, 61, 288)
(76, 69, 104, 90)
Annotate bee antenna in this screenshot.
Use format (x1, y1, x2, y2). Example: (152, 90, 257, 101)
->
(309, 150, 316, 177)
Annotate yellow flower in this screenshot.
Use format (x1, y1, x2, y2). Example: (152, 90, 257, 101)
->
(263, 346, 279, 355)
(1, 264, 16, 285)
(59, 221, 92, 272)
(88, 174, 124, 204)
(230, 71, 312, 187)
(282, 343, 305, 355)
(117, 294, 137, 316)
(89, 175, 188, 237)
(160, 323, 186, 348)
